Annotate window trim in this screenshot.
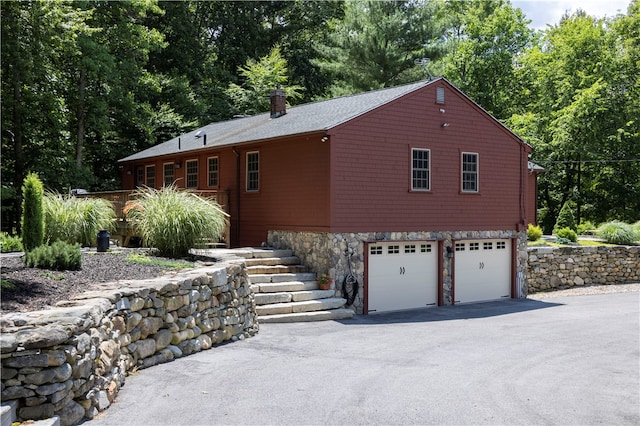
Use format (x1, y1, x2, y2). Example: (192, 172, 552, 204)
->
(145, 165, 156, 188)
(207, 156, 219, 188)
(246, 151, 259, 192)
(411, 148, 431, 192)
(163, 162, 175, 187)
(185, 159, 198, 189)
(436, 86, 445, 104)
(461, 152, 479, 193)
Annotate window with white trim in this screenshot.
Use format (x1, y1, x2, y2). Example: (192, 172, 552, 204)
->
(462, 152, 478, 192)
(208, 156, 219, 187)
(145, 165, 155, 188)
(186, 160, 198, 188)
(436, 86, 445, 104)
(370, 246, 383, 255)
(163, 163, 174, 187)
(411, 148, 430, 191)
(135, 166, 144, 187)
(246, 151, 259, 192)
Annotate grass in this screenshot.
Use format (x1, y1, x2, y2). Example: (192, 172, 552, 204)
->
(39, 272, 65, 281)
(1, 279, 15, 290)
(125, 253, 194, 269)
(528, 238, 616, 247)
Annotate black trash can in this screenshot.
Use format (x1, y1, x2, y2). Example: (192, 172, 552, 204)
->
(97, 230, 110, 252)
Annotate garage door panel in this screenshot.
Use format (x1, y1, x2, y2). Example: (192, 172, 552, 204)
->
(454, 239, 511, 304)
(368, 242, 438, 313)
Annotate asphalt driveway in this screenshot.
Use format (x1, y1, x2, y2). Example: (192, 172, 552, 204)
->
(92, 292, 639, 425)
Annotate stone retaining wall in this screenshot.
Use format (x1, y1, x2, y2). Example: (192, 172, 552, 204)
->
(0, 259, 258, 425)
(527, 245, 640, 292)
(268, 229, 528, 314)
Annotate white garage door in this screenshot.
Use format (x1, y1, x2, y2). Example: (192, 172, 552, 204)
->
(454, 239, 511, 304)
(367, 241, 438, 313)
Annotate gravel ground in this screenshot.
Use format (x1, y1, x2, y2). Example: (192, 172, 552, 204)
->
(528, 282, 640, 298)
(0, 248, 197, 313)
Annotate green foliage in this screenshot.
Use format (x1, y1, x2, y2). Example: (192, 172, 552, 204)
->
(577, 221, 596, 235)
(527, 224, 543, 241)
(125, 185, 228, 258)
(226, 46, 304, 115)
(24, 241, 82, 271)
(555, 227, 578, 243)
(43, 193, 115, 247)
(596, 221, 639, 245)
(0, 232, 23, 253)
(21, 173, 44, 251)
(554, 201, 577, 232)
(125, 253, 194, 269)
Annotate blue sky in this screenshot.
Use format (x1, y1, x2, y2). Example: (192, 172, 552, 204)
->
(511, 0, 631, 29)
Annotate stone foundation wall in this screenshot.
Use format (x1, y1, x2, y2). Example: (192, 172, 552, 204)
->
(0, 259, 258, 425)
(528, 246, 640, 291)
(268, 229, 528, 314)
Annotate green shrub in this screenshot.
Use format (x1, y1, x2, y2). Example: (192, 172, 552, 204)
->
(554, 201, 577, 232)
(555, 227, 578, 242)
(596, 221, 638, 245)
(24, 241, 82, 271)
(125, 185, 228, 258)
(527, 224, 543, 241)
(43, 192, 115, 247)
(577, 220, 596, 235)
(21, 172, 44, 251)
(0, 232, 23, 253)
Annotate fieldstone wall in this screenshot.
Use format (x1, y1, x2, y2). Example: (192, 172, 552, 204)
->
(528, 245, 640, 291)
(0, 259, 258, 425)
(268, 229, 528, 314)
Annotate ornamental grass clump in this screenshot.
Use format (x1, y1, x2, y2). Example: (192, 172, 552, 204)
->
(125, 185, 228, 258)
(43, 192, 116, 247)
(596, 221, 639, 245)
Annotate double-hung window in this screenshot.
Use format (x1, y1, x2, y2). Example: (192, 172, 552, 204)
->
(208, 156, 219, 187)
(411, 148, 430, 191)
(461, 152, 478, 192)
(186, 160, 198, 188)
(163, 163, 175, 187)
(145, 165, 155, 188)
(246, 151, 259, 192)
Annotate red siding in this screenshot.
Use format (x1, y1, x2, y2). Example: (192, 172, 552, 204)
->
(329, 82, 529, 233)
(527, 171, 538, 225)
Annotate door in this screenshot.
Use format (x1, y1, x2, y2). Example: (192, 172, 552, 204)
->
(367, 241, 438, 313)
(454, 239, 511, 304)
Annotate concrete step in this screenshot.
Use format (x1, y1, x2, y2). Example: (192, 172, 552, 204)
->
(259, 308, 355, 323)
(1, 401, 17, 426)
(249, 272, 317, 284)
(251, 281, 318, 293)
(240, 248, 293, 258)
(256, 298, 347, 316)
(254, 289, 335, 305)
(243, 256, 301, 267)
(246, 264, 308, 275)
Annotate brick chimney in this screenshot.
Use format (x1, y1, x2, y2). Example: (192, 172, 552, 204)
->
(270, 86, 286, 118)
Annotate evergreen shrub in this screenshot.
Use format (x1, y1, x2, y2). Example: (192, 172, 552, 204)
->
(555, 227, 578, 242)
(24, 241, 82, 271)
(527, 224, 543, 241)
(554, 201, 577, 232)
(21, 173, 44, 251)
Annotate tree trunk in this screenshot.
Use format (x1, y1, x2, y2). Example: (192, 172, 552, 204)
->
(75, 66, 86, 170)
(13, 68, 24, 234)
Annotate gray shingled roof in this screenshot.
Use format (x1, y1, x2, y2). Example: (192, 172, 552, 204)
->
(119, 79, 438, 162)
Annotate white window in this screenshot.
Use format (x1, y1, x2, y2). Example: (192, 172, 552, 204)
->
(411, 148, 430, 191)
(186, 160, 198, 188)
(135, 166, 144, 187)
(370, 246, 383, 255)
(246, 151, 259, 192)
(208, 156, 219, 187)
(483, 242, 493, 250)
(404, 244, 416, 254)
(455, 242, 465, 251)
(388, 245, 400, 254)
(462, 152, 479, 192)
(163, 163, 175, 187)
(436, 87, 445, 104)
(469, 242, 480, 251)
(145, 165, 155, 188)
(497, 241, 506, 250)
(420, 244, 432, 253)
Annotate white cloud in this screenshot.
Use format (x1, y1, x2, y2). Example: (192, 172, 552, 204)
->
(512, 0, 630, 30)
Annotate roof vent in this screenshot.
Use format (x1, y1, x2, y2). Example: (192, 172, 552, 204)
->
(270, 86, 286, 118)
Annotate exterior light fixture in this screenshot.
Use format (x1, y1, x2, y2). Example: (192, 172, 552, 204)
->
(441, 122, 450, 127)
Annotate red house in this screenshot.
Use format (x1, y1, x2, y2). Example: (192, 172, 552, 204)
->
(119, 78, 535, 314)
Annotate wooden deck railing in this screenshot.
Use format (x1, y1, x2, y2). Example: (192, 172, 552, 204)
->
(77, 189, 230, 248)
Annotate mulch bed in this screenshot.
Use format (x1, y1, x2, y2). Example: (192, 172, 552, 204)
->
(0, 249, 195, 313)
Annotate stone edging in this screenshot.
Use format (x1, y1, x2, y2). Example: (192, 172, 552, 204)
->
(0, 257, 258, 425)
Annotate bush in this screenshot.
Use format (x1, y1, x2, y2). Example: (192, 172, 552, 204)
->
(555, 227, 578, 243)
(554, 201, 577, 232)
(527, 224, 543, 241)
(0, 232, 23, 253)
(596, 221, 639, 245)
(24, 241, 82, 271)
(21, 173, 44, 251)
(577, 220, 596, 235)
(43, 192, 115, 247)
(125, 185, 228, 258)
